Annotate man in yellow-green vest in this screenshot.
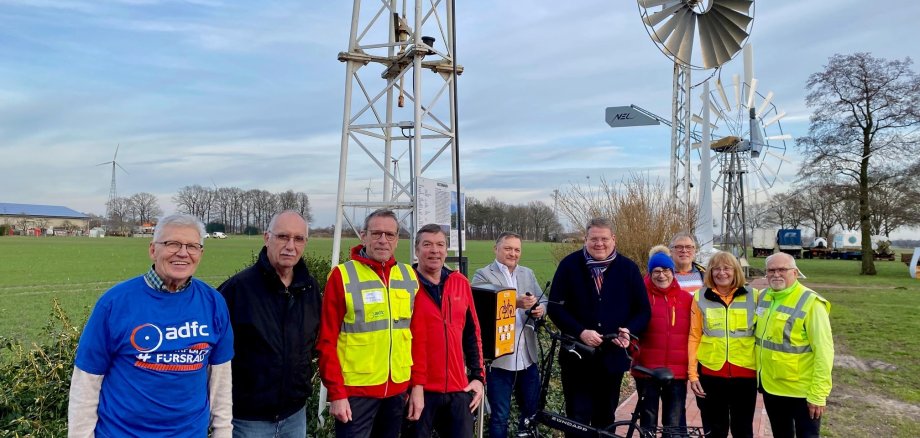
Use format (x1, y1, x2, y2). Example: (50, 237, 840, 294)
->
(318, 209, 420, 438)
(755, 252, 834, 438)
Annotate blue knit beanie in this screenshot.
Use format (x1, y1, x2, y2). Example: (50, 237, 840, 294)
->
(648, 252, 676, 273)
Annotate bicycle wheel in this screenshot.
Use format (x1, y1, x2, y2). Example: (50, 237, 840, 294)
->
(603, 420, 653, 438)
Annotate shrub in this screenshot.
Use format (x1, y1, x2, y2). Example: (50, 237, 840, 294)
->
(0, 299, 83, 437)
(556, 174, 695, 274)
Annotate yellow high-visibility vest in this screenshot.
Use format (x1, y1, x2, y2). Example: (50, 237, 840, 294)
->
(336, 260, 418, 386)
(755, 283, 831, 398)
(696, 286, 757, 371)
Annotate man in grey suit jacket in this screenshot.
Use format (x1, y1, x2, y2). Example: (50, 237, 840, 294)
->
(472, 232, 547, 438)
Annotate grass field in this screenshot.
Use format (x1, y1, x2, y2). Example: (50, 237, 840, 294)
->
(1, 235, 918, 436)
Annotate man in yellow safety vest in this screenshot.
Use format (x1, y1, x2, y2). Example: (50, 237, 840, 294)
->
(318, 209, 420, 438)
(755, 252, 834, 438)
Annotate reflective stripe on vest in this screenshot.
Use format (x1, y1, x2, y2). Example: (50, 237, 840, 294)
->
(342, 262, 418, 333)
(696, 286, 757, 370)
(755, 288, 814, 354)
(698, 286, 756, 338)
(337, 260, 418, 386)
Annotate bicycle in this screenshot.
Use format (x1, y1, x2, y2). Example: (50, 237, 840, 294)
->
(520, 320, 706, 438)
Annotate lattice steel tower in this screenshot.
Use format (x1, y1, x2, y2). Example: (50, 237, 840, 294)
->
(331, 0, 461, 265)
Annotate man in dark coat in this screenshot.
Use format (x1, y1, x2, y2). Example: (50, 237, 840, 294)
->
(218, 210, 322, 437)
(548, 217, 651, 435)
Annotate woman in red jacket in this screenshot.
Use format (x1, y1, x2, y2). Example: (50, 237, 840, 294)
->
(633, 246, 693, 433)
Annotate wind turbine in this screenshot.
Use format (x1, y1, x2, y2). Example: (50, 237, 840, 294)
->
(97, 144, 128, 222)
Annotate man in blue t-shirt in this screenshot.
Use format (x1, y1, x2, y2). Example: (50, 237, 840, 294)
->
(68, 214, 234, 438)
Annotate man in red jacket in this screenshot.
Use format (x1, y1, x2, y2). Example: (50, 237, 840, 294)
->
(317, 209, 420, 438)
(407, 223, 485, 438)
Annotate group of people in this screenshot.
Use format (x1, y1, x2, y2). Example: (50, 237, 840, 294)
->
(66, 211, 833, 438)
(611, 232, 835, 438)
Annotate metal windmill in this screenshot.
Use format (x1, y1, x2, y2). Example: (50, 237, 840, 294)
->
(96, 144, 127, 222)
(694, 44, 791, 259)
(637, 0, 755, 210)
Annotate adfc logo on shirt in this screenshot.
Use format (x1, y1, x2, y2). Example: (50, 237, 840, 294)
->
(129, 321, 212, 372)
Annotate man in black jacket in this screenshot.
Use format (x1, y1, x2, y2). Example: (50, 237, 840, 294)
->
(548, 217, 651, 436)
(219, 210, 322, 437)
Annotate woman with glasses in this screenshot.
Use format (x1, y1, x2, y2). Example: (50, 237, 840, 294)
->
(632, 246, 693, 434)
(687, 251, 758, 438)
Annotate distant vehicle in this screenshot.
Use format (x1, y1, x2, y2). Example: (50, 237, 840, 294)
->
(212, 232, 227, 239)
(203, 233, 211, 239)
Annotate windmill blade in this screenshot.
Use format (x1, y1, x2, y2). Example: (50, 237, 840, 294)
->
(96, 161, 111, 167)
(756, 91, 775, 117)
(716, 78, 732, 112)
(649, 4, 685, 44)
(745, 78, 758, 109)
(732, 75, 741, 108)
(699, 6, 748, 66)
(643, 1, 686, 27)
(664, 9, 697, 64)
(115, 162, 129, 173)
(765, 134, 793, 141)
(113, 144, 120, 161)
(692, 114, 720, 131)
(697, 14, 732, 67)
(760, 161, 786, 186)
(763, 111, 786, 127)
(639, 0, 674, 9)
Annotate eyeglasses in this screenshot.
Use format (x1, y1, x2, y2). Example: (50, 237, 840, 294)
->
(156, 241, 203, 254)
(651, 268, 672, 276)
(766, 267, 794, 275)
(367, 230, 398, 242)
(271, 233, 307, 246)
(712, 267, 733, 273)
(671, 245, 696, 252)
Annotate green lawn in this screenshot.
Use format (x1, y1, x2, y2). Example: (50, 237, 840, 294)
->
(1, 236, 918, 436)
(0, 235, 561, 343)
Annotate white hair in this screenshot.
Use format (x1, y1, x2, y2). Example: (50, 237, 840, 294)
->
(153, 214, 206, 245)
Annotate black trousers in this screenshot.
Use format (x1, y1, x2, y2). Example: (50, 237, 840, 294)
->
(335, 394, 406, 438)
(560, 358, 623, 437)
(406, 391, 474, 438)
(695, 375, 756, 438)
(761, 391, 822, 438)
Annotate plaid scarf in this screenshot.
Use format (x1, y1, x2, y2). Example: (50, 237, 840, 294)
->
(583, 247, 617, 295)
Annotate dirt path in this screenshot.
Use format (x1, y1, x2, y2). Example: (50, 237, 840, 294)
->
(833, 354, 920, 419)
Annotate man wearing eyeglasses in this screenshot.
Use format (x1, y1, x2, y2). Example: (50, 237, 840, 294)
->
(669, 232, 706, 292)
(217, 210, 321, 437)
(318, 209, 420, 438)
(755, 253, 834, 438)
(69, 214, 234, 437)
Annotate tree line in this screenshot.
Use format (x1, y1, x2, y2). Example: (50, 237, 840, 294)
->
(463, 197, 562, 242)
(748, 173, 920, 241)
(172, 185, 313, 234)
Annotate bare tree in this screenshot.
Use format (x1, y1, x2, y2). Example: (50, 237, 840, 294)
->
(128, 192, 162, 225)
(798, 53, 920, 274)
(868, 173, 920, 237)
(173, 185, 213, 222)
(106, 196, 132, 235)
(277, 190, 298, 211)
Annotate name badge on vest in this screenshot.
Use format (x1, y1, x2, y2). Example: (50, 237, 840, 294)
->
(755, 307, 765, 317)
(364, 290, 385, 304)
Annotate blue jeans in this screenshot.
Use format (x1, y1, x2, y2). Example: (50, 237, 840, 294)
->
(487, 364, 540, 438)
(635, 378, 688, 432)
(232, 406, 307, 438)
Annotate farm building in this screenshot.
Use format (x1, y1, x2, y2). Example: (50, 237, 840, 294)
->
(0, 202, 90, 235)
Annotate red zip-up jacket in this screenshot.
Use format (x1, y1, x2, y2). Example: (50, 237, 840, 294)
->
(632, 276, 692, 379)
(317, 245, 416, 401)
(410, 268, 485, 392)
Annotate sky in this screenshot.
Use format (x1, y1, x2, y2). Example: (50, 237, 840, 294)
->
(2, 0, 919, 238)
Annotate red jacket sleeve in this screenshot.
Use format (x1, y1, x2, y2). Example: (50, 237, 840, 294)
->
(317, 266, 349, 401)
(409, 295, 429, 387)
